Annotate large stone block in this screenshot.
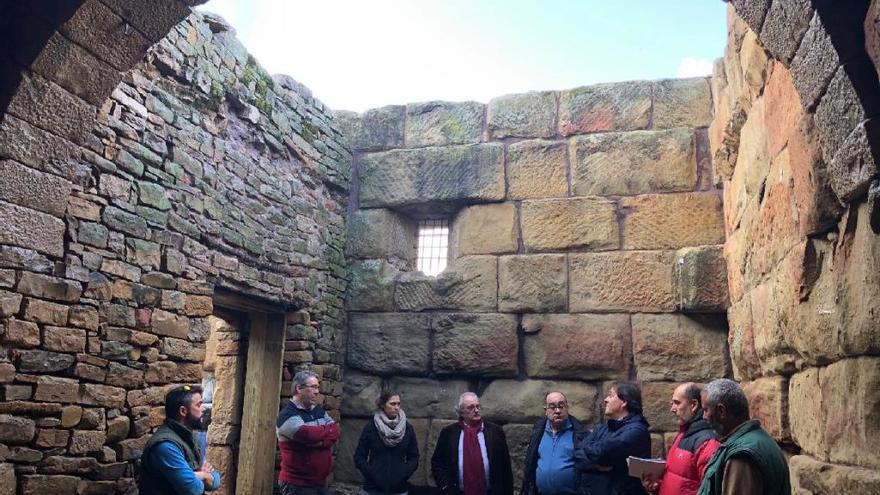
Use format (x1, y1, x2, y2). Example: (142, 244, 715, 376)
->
(17, 272, 82, 302)
(503, 423, 533, 493)
(558, 81, 651, 135)
(640, 382, 682, 432)
(395, 256, 497, 312)
(0, 414, 35, 444)
(622, 193, 723, 250)
(652, 78, 712, 129)
(837, 199, 880, 356)
(498, 255, 566, 313)
(346, 209, 416, 261)
(0, 200, 65, 257)
(820, 357, 880, 468)
(569, 251, 676, 312)
(0, 463, 14, 495)
(405, 101, 484, 147)
(786, 114, 841, 236)
(520, 197, 618, 252)
(487, 91, 556, 139)
(0, 115, 78, 180)
(480, 379, 597, 424)
(790, 12, 839, 111)
(19, 475, 79, 495)
(758, 0, 813, 63)
(742, 376, 788, 441)
(505, 139, 568, 200)
(7, 72, 97, 144)
(0, 160, 72, 217)
(631, 314, 729, 382)
(334, 105, 405, 152)
(340, 371, 383, 417)
(815, 66, 867, 166)
(346, 260, 397, 312)
(674, 246, 729, 312)
(386, 377, 470, 419)
(34, 376, 79, 403)
(523, 313, 631, 381)
(790, 454, 880, 494)
(451, 203, 517, 256)
(359, 144, 504, 209)
(728, 0, 771, 34)
(433, 313, 518, 377)
(334, 418, 367, 484)
(570, 129, 696, 196)
(762, 62, 803, 159)
(347, 313, 431, 376)
(828, 119, 880, 204)
(789, 368, 826, 459)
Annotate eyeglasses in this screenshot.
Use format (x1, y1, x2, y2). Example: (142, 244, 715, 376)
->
(463, 404, 481, 411)
(544, 403, 568, 411)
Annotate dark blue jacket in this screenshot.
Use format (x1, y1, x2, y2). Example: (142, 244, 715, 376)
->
(574, 414, 651, 495)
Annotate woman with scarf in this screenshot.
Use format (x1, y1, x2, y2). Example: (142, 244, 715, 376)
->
(354, 391, 420, 495)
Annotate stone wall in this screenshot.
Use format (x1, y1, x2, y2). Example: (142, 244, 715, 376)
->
(0, 11, 350, 494)
(334, 78, 731, 492)
(713, 3, 880, 492)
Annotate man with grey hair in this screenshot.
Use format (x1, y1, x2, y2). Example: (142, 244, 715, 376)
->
(697, 379, 790, 495)
(431, 392, 514, 495)
(276, 370, 339, 495)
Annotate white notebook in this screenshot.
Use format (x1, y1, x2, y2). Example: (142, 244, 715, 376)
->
(626, 456, 666, 479)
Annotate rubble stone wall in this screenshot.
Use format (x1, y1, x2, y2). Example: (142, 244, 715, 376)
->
(0, 12, 350, 494)
(714, 3, 880, 492)
(334, 77, 732, 492)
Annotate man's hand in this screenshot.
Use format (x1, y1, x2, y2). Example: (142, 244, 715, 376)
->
(196, 462, 216, 489)
(641, 473, 660, 494)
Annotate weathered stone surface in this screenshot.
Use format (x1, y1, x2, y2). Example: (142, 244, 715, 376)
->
(505, 139, 568, 200)
(150, 309, 189, 338)
(0, 160, 72, 217)
(20, 474, 79, 495)
(827, 119, 880, 203)
(742, 376, 788, 441)
(347, 313, 431, 375)
(836, 199, 880, 356)
(622, 193, 723, 250)
(339, 371, 383, 417)
(789, 368, 825, 459)
(571, 129, 696, 196)
(631, 313, 728, 382)
(790, 454, 880, 494)
(17, 272, 82, 302)
(640, 382, 684, 432)
(346, 209, 415, 261)
(385, 377, 470, 419)
(652, 78, 712, 129)
(674, 246, 729, 312)
(18, 350, 75, 373)
(0, 414, 36, 444)
(395, 256, 497, 312)
(728, 0, 770, 34)
(569, 251, 676, 312)
(359, 144, 505, 208)
(69, 430, 107, 454)
(346, 260, 397, 312)
(487, 91, 556, 139)
(433, 313, 518, 377)
(79, 384, 126, 409)
(405, 101, 483, 147)
(558, 81, 651, 135)
(523, 313, 631, 381)
(5, 319, 40, 347)
(816, 68, 870, 169)
(521, 197, 618, 252)
(820, 357, 880, 468)
(0, 200, 65, 256)
(335, 105, 405, 151)
(114, 434, 149, 461)
(102, 206, 148, 239)
(503, 422, 534, 493)
(451, 203, 516, 256)
(763, 62, 803, 159)
(790, 12, 839, 112)
(0, 463, 14, 495)
(498, 255, 566, 313)
(480, 379, 597, 424)
(34, 376, 79, 403)
(335, 418, 367, 483)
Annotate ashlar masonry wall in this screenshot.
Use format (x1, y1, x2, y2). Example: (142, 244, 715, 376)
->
(334, 77, 732, 492)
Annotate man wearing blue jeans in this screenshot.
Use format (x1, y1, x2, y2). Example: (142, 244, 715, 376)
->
(139, 385, 221, 495)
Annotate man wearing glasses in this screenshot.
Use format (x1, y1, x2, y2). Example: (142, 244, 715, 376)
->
(431, 392, 514, 495)
(520, 392, 586, 495)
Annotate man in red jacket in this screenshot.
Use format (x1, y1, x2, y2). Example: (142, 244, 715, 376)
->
(643, 383, 720, 495)
(276, 370, 340, 495)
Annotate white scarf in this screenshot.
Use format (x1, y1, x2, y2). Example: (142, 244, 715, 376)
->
(373, 409, 407, 447)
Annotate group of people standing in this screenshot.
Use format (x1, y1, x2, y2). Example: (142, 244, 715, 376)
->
(136, 371, 791, 495)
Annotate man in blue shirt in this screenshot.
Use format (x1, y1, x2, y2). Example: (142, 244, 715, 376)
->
(521, 392, 586, 495)
(139, 385, 221, 495)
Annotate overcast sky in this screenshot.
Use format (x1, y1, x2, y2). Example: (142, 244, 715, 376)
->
(198, 1, 727, 112)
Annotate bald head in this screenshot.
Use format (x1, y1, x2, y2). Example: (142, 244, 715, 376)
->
(544, 391, 569, 431)
(671, 382, 702, 425)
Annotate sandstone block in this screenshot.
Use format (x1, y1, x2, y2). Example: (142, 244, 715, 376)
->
(339, 371, 383, 417)
(34, 376, 79, 403)
(335, 105, 405, 152)
(815, 66, 866, 165)
(359, 144, 504, 208)
(828, 119, 880, 204)
(395, 256, 497, 312)
(790, 454, 880, 494)
(480, 379, 597, 424)
(558, 80, 651, 135)
(820, 357, 880, 468)
(523, 313, 631, 381)
(161, 337, 205, 362)
(503, 423, 533, 493)
(640, 382, 683, 432)
(0, 414, 35, 444)
(498, 255, 566, 313)
(105, 362, 144, 389)
(654, 76, 712, 127)
(433, 313, 518, 377)
(23, 298, 69, 325)
(61, 406, 83, 428)
(0, 463, 14, 495)
(632, 313, 729, 382)
(0, 200, 65, 256)
(35, 429, 70, 449)
(789, 367, 825, 459)
(16, 272, 82, 304)
(347, 313, 431, 375)
(69, 430, 106, 454)
(521, 197, 618, 252)
(451, 203, 516, 256)
(385, 377, 470, 419)
(19, 349, 75, 373)
(102, 206, 149, 239)
(674, 245, 729, 312)
(114, 434, 149, 461)
(346, 209, 415, 261)
(762, 62, 802, 158)
(622, 193, 723, 250)
(742, 376, 788, 441)
(0, 290, 22, 317)
(570, 128, 696, 196)
(43, 326, 87, 353)
(505, 139, 568, 200)
(487, 91, 556, 139)
(837, 199, 880, 356)
(334, 418, 367, 483)
(150, 309, 190, 338)
(405, 101, 483, 147)
(79, 384, 125, 409)
(5, 319, 40, 347)
(0, 160, 72, 217)
(569, 251, 675, 312)
(346, 260, 397, 312)
(20, 475, 79, 495)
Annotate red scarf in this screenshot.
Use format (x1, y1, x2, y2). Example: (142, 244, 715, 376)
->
(460, 420, 487, 495)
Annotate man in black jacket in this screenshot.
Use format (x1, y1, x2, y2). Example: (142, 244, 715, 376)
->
(521, 391, 586, 495)
(431, 392, 514, 495)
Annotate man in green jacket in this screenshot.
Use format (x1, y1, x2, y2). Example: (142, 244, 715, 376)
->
(697, 379, 790, 495)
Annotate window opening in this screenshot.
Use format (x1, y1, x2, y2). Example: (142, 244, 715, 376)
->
(417, 219, 449, 276)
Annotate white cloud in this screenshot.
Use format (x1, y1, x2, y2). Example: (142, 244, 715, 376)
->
(675, 57, 714, 78)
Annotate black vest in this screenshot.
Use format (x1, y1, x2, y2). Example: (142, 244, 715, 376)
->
(138, 420, 203, 495)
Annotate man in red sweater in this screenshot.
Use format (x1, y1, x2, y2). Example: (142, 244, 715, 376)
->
(643, 383, 720, 495)
(276, 370, 340, 495)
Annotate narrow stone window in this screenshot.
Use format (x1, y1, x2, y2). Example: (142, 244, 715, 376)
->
(417, 218, 449, 276)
